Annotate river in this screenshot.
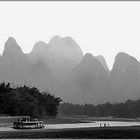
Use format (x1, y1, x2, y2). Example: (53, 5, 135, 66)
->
(1, 121, 140, 132)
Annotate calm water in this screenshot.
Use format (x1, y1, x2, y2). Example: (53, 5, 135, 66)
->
(45, 121, 140, 129)
(1, 121, 140, 132)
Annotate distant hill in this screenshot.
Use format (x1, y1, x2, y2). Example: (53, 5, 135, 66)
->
(65, 53, 110, 104)
(96, 55, 110, 74)
(0, 37, 31, 84)
(28, 36, 83, 79)
(0, 36, 140, 104)
(0, 37, 52, 91)
(110, 52, 140, 102)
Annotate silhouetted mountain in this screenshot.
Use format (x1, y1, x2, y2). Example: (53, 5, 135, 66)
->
(96, 55, 110, 74)
(65, 53, 110, 104)
(110, 52, 140, 102)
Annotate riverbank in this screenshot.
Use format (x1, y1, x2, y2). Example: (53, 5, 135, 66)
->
(0, 115, 140, 126)
(0, 115, 89, 127)
(1, 126, 140, 138)
(1, 115, 140, 138)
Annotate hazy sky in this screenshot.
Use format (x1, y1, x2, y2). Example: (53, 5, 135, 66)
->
(0, 2, 140, 70)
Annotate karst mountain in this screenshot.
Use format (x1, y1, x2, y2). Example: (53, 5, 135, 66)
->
(0, 36, 140, 104)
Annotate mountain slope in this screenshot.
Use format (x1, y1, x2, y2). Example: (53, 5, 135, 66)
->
(27, 36, 83, 79)
(29, 57, 53, 91)
(27, 41, 50, 64)
(65, 53, 110, 104)
(0, 37, 53, 92)
(110, 52, 140, 102)
(0, 37, 31, 84)
(1, 37, 140, 104)
(96, 55, 110, 74)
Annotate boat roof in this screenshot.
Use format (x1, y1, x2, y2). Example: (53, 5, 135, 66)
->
(15, 121, 43, 123)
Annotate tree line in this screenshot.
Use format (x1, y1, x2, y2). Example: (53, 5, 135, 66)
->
(0, 82, 62, 118)
(60, 99, 140, 118)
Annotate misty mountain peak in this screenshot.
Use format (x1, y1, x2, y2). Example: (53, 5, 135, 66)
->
(79, 53, 107, 74)
(5, 37, 19, 49)
(96, 55, 110, 74)
(27, 41, 50, 64)
(3, 37, 23, 57)
(32, 41, 48, 53)
(114, 52, 139, 68)
(49, 35, 81, 49)
(49, 35, 61, 45)
(111, 52, 140, 80)
(82, 53, 98, 64)
(111, 52, 140, 77)
(110, 52, 140, 102)
(48, 36, 83, 62)
(7, 37, 16, 43)
(63, 36, 77, 47)
(116, 52, 130, 60)
(116, 52, 136, 60)
(84, 53, 94, 59)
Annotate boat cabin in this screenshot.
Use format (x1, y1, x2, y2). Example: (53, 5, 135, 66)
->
(13, 116, 44, 129)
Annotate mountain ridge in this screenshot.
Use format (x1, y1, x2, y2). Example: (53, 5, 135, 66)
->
(0, 36, 140, 104)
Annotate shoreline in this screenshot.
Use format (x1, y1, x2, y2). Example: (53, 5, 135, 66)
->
(1, 126, 140, 138)
(1, 116, 140, 138)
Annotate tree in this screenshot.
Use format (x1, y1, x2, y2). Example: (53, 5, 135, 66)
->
(0, 82, 62, 117)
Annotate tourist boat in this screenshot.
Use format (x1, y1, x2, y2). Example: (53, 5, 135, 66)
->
(13, 116, 44, 129)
